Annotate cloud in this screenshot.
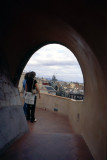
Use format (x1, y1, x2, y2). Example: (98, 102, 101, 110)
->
(28, 59, 78, 67)
(24, 44, 84, 83)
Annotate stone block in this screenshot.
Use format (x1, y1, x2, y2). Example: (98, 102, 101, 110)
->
(0, 91, 5, 100)
(3, 83, 9, 93)
(0, 106, 28, 152)
(16, 96, 21, 105)
(9, 96, 17, 106)
(14, 87, 19, 96)
(0, 100, 6, 106)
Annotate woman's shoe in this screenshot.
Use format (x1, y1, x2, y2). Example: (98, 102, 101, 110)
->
(30, 119, 37, 123)
(34, 118, 37, 122)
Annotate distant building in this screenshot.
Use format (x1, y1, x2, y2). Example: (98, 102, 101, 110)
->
(40, 85, 56, 95)
(69, 93, 84, 100)
(18, 72, 84, 98)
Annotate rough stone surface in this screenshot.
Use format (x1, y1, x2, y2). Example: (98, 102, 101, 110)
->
(0, 73, 22, 106)
(0, 106, 28, 152)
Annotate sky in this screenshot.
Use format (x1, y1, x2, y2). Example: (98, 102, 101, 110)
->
(24, 44, 84, 83)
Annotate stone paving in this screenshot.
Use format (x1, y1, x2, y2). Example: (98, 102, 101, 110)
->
(0, 108, 94, 160)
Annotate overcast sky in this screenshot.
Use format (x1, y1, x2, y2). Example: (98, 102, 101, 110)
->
(24, 44, 84, 83)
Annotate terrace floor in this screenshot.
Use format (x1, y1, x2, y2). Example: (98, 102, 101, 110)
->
(0, 108, 94, 160)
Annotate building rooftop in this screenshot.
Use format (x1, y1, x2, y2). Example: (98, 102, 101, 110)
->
(45, 86, 55, 91)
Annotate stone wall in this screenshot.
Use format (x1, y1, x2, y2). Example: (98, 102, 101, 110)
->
(0, 71, 28, 153)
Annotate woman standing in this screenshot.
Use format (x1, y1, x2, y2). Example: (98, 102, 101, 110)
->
(25, 71, 40, 123)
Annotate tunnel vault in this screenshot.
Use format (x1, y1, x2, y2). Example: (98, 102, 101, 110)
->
(0, 1, 107, 160)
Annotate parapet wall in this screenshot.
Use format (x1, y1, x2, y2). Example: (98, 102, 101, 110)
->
(36, 93, 83, 133)
(36, 93, 106, 160)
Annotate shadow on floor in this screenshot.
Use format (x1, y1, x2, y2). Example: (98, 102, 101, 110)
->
(0, 108, 94, 160)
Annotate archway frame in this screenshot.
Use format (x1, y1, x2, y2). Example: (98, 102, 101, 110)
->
(2, 11, 106, 159)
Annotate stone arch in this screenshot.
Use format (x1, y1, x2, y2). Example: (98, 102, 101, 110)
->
(10, 13, 106, 160)
(15, 40, 85, 86)
(0, 3, 106, 160)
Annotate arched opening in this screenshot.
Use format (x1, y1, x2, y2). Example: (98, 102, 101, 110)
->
(19, 43, 84, 101)
(2, 20, 104, 159)
(0, 4, 106, 160)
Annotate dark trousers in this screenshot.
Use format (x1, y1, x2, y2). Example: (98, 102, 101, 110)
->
(23, 102, 27, 116)
(26, 96, 37, 121)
